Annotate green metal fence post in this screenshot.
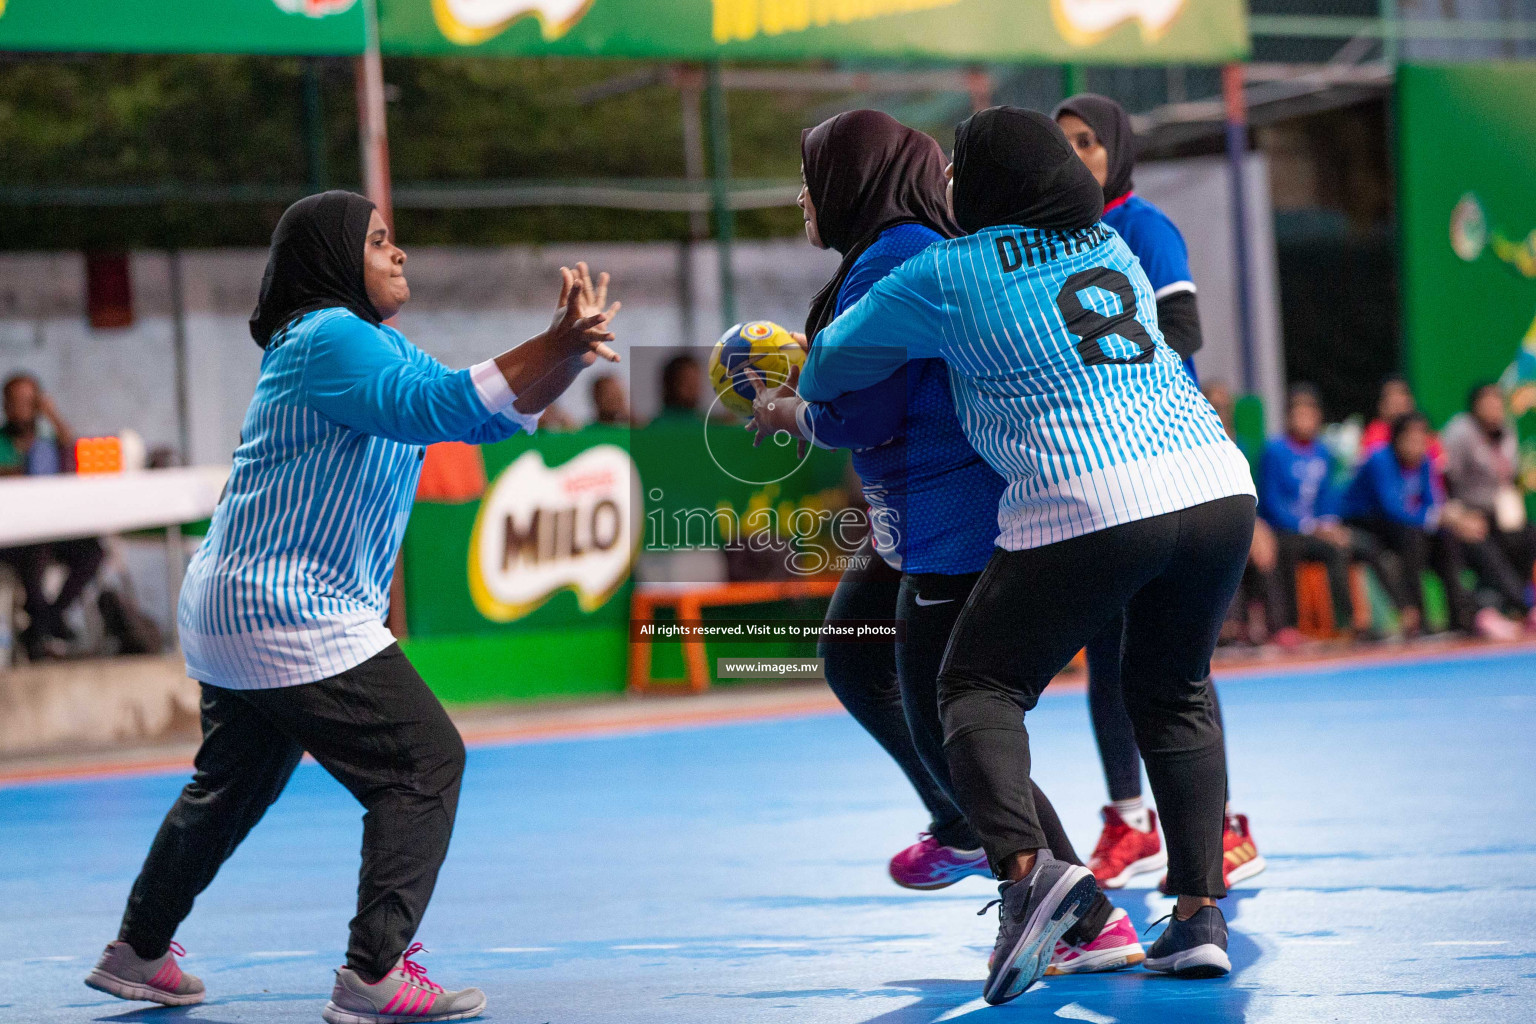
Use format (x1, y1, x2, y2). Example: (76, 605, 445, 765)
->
(706, 60, 736, 330)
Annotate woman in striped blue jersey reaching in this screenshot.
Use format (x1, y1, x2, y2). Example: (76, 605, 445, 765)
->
(800, 108, 1257, 1003)
(84, 191, 621, 1024)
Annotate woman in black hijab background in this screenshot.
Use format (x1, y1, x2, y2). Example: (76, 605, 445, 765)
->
(87, 190, 622, 1024)
(1053, 96, 1268, 899)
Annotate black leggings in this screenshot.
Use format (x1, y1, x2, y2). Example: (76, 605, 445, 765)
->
(118, 645, 465, 982)
(1349, 517, 1480, 631)
(940, 496, 1254, 898)
(820, 543, 1080, 862)
(1086, 614, 1230, 806)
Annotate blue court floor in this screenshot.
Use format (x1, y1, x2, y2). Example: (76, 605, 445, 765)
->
(5, 648, 1536, 1024)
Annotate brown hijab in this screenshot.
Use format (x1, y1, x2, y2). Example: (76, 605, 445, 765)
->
(801, 110, 957, 342)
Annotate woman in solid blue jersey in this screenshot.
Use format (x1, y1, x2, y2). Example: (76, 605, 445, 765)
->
(86, 191, 621, 1024)
(800, 107, 1256, 1002)
(1054, 94, 1266, 896)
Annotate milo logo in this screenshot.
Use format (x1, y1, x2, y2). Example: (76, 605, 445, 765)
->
(467, 446, 640, 622)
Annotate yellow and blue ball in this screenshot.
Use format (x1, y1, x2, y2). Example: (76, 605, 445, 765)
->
(707, 320, 804, 418)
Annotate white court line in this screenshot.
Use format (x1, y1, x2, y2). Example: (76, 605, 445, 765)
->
(1427, 941, 1507, 946)
(22, 956, 77, 963)
(249, 951, 317, 958)
(485, 947, 557, 953)
(613, 944, 683, 950)
(1056, 1002, 1119, 1024)
(1281, 939, 1356, 946)
(733, 941, 809, 949)
(933, 997, 990, 1021)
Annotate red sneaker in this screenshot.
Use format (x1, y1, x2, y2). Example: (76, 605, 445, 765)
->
(1157, 811, 1268, 893)
(1087, 806, 1166, 889)
(1222, 812, 1266, 887)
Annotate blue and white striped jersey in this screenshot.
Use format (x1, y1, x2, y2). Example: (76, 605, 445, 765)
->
(800, 223, 1254, 551)
(179, 307, 536, 690)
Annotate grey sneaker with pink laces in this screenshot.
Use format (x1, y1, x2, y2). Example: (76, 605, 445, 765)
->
(84, 940, 205, 1006)
(322, 943, 486, 1024)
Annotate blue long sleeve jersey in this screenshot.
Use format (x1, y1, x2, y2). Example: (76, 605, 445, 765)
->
(1103, 193, 1199, 382)
(1340, 445, 1443, 530)
(1257, 436, 1340, 534)
(797, 223, 1004, 574)
(179, 307, 536, 689)
(800, 222, 1254, 551)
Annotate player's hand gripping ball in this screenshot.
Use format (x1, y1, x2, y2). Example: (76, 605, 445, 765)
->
(708, 320, 805, 417)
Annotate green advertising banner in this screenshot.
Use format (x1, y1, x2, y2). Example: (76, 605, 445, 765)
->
(0, 0, 1244, 63)
(1398, 63, 1536, 498)
(379, 0, 1247, 62)
(401, 419, 851, 702)
(0, 0, 365, 54)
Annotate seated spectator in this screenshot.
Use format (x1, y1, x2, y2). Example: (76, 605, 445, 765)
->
(0, 373, 106, 659)
(591, 374, 631, 426)
(1442, 382, 1536, 629)
(656, 353, 703, 422)
(1259, 384, 1381, 641)
(1342, 412, 1518, 640)
(1360, 374, 1443, 465)
(1203, 379, 1284, 644)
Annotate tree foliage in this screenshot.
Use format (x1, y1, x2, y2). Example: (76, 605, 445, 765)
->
(0, 53, 822, 249)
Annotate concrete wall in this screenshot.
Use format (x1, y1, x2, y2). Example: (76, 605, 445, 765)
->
(0, 156, 1282, 452)
(1138, 153, 1287, 431)
(0, 655, 200, 757)
(0, 242, 841, 465)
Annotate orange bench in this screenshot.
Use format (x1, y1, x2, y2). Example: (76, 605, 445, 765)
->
(1294, 562, 1374, 638)
(628, 579, 841, 693)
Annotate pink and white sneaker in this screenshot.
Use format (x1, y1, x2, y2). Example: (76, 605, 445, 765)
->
(322, 944, 486, 1023)
(84, 940, 205, 1006)
(1045, 907, 1146, 975)
(888, 833, 992, 890)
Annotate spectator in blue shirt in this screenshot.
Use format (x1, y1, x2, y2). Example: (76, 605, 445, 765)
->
(1258, 384, 1381, 639)
(1342, 412, 1516, 639)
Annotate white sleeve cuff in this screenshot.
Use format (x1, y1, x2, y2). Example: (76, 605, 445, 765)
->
(1153, 280, 1197, 300)
(501, 406, 542, 436)
(470, 359, 517, 414)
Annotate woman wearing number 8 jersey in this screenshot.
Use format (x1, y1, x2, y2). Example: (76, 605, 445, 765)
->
(801, 107, 1256, 1002)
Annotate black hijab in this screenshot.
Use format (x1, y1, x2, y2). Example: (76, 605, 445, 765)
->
(1053, 93, 1136, 205)
(249, 190, 381, 349)
(802, 110, 958, 342)
(951, 106, 1104, 234)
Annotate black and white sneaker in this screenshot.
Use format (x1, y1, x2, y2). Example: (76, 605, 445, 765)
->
(979, 852, 1099, 1005)
(1144, 905, 1231, 978)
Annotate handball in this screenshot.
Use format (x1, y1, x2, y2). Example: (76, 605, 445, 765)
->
(707, 320, 805, 417)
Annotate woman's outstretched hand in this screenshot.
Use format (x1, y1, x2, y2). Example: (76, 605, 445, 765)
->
(549, 262, 621, 365)
(745, 364, 810, 459)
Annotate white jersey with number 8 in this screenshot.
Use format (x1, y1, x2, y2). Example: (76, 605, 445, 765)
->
(800, 221, 1254, 551)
